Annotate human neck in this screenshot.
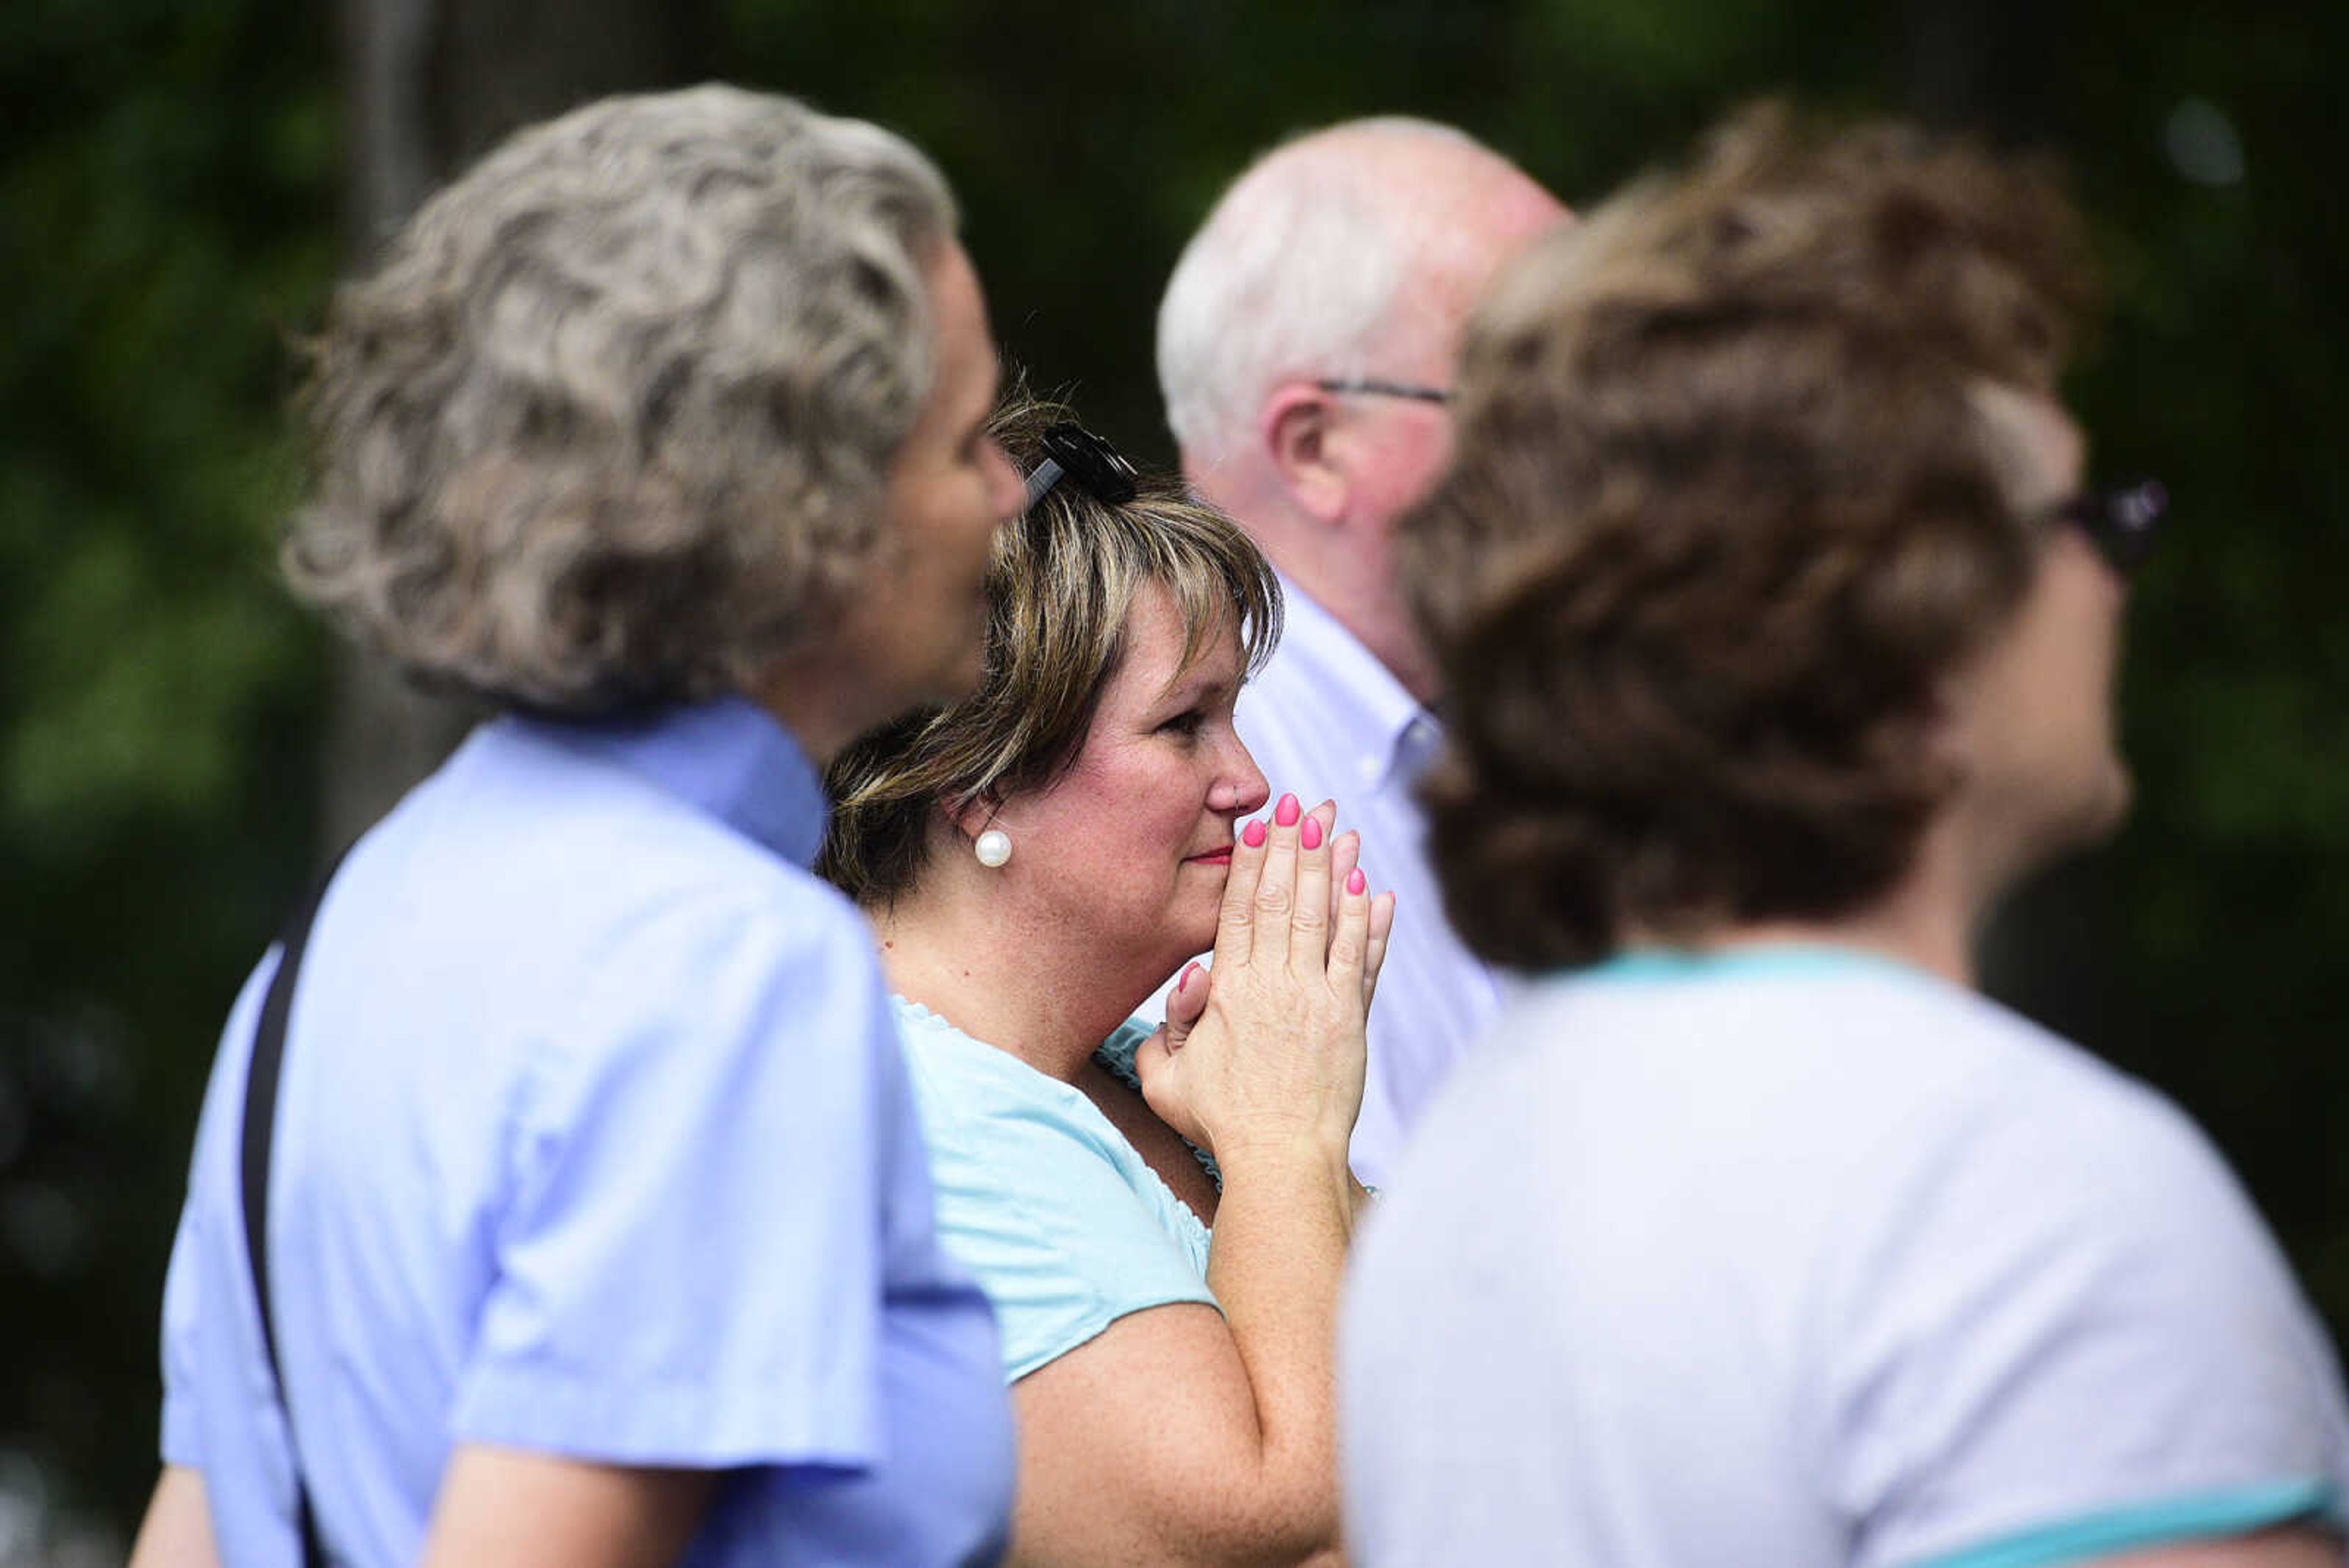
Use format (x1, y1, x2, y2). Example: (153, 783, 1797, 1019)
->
(742, 646, 902, 770)
(1197, 462, 1439, 704)
(1667, 816, 1994, 989)
(872, 874, 1157, 1083)
(1283, 554, 1441, 705)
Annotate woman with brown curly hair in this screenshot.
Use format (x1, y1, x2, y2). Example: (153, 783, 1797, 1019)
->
(131, 87, 1028, 1568)
(1341, 105, 2349, 1568)
(825, 399, 1393, 1566)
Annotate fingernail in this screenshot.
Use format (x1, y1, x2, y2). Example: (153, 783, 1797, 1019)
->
(1347, 868, 1367, 895)
(1178, 962, 1199, 992)
(1275, 793, 1301, 827)
(1242, 820, 1267, 848)
(1301, 817, 1324, 850)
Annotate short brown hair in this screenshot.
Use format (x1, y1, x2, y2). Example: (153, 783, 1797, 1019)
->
(1404, 103, 2098, 969)
(286, 86, 957, 714)
(820, 396, 1282, 905)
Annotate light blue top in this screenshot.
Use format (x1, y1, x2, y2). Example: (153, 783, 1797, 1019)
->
(1343, 943, 2349, 1568)
(893, 1001, 1217, 1382)
(159, 698, 1014, 1567)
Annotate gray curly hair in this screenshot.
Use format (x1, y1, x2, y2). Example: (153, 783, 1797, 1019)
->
(286, 84, 959, 713)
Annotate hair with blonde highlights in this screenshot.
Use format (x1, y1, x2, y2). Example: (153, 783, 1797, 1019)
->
(821, 396, 1282, 906)
(1404, 103, 2099, 969)
(284, 85, 957, 713)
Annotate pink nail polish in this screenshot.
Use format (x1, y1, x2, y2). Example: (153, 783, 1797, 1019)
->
(1242, 820, 1267, 849)
(1178, 963, 1198, 992)
(1301, 817, 1323, 851)
(1347, 868, 1367, 895)
(1275, 793, 1301, 827)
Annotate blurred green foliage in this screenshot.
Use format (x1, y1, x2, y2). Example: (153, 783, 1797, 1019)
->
(2, 0, 336, 1545)
(2, 0, 2342, 1542)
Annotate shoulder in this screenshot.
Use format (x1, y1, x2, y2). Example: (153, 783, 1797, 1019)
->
(1461, 959, 2159, 1140)
(403, 720, 874, 986)
(892, 1004, 1215, 1381)
(1802, 991, 2349, 1561)
(1378, 962, 2307, 1333)
(895, 1006, 1167, 1208)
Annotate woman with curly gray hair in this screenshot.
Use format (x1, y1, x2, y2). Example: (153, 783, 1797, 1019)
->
(130, 86, 1026, 1568)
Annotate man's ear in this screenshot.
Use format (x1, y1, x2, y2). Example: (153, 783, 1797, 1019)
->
(1261, 382, 1351, 526)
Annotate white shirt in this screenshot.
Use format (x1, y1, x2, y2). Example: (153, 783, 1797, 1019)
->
(1341, 945, 2349, 1568)
(1231, 579, 1507, 1186)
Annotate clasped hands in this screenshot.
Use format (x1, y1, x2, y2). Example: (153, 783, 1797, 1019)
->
(1135, 796, 1395, 1166)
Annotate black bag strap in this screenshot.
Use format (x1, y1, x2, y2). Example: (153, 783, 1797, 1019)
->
(240, 853, 346, 1568)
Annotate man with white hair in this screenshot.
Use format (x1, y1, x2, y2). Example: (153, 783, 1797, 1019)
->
(1156, 119, 1567, 1184)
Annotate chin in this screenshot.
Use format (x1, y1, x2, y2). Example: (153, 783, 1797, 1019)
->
(2017, 756, 2134, 875)
(1162, 913, 1220, 972)
(1176, 917, 1219, 962)
(930, 650, 989, 705)
(2082, 759, 2134, 842)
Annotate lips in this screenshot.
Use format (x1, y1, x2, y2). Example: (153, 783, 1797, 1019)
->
(1185, 849, 1233, 866)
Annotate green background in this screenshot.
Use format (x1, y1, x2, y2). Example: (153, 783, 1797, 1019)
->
(4, 0, 2343, 1550)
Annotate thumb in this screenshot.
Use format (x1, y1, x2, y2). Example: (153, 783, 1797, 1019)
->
(1134, 1023, 1178, 1109)
(1163, 960, 1209, 1044)
(1135, 1021, 1210, 1154)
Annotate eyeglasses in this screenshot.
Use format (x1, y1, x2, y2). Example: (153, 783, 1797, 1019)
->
(1314, 377, 1455, 406)
(2049, 480, 2166, 576)
(1023, 422, 1139, 511)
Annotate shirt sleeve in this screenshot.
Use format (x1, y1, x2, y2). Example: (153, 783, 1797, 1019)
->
(158, 1203, 204, 1466)
(449, 890, 899, 1470)
(1825, 1069, 2349, 1568)
(902, 1042, 1218, 1384)
(158, 953, 278, 1470)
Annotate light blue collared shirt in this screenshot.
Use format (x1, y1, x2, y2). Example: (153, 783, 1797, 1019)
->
(1227, 578, 1508, 1187)
(160, 697, 1013, 1567)
(893, 1003, 1217, 1383)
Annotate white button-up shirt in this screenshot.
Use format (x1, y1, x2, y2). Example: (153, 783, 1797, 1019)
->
(1234, 579, 1507, 1187)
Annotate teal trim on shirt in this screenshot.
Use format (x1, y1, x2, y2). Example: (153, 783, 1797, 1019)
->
(1570, 942, 1931, 989)
(1905, 1479, 2339, 1568)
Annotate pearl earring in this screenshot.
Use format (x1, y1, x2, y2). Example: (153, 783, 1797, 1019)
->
(974, 828, 1012, 868)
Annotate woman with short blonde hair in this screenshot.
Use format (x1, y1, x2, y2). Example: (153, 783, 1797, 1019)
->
(826, 397, 1390, 1567)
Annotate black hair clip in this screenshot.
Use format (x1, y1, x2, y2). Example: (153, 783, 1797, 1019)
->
(1023, 422, 1140, 510)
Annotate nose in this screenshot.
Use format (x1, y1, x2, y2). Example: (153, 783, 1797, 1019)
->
(985, 440, 1026, 524)
(1209, 735, 1271, 817)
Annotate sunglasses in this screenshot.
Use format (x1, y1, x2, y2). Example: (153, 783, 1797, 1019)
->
(1023, 422, 1139, 511)
(2049, 480, 2166, 576)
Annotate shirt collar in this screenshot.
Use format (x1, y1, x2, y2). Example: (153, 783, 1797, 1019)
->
(522, 695, 831, 868)
(1274, 573, 1440, 789)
